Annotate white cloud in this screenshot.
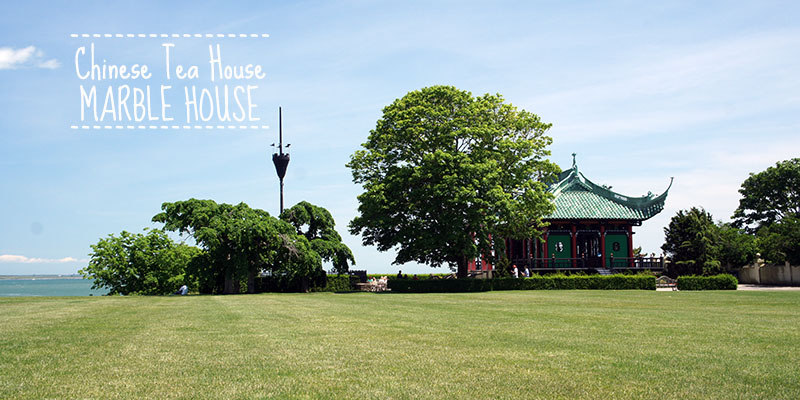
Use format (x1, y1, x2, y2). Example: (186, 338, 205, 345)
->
(0, 254, 86, 263)
(37, 58, 61, 69)
(0, 45, 60, 70)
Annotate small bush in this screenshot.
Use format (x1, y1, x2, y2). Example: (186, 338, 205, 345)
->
(677, 274, 738, 290)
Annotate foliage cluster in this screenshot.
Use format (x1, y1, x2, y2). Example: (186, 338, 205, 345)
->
(84, 200, 352, 295)
(280, 201, 355, 274)
(80, 229, 200, 295)
(662, 208, 726, 276)
(732, 158, 800, 232)
(676, 274, 738, 290)
(732, 158, 800, 265)
(663, 158, 800, 274)
(755, 216, 800, 265)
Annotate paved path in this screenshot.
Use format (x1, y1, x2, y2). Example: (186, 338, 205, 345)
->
(656, 284, 800, 291)
(737, 284, 800, 291)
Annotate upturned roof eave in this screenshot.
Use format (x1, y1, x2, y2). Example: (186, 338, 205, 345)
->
(547, 167, 671, 212)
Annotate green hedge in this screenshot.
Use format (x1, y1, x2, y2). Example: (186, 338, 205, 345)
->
(677, 274, 738, 290)
(368, 273, 451, 281)
(314, 275, 359, 292)
(388, 278, 492, 293)
(494, 274, 655, 290)
(388, 274, 655, 293)
(254, 274, 358, 293)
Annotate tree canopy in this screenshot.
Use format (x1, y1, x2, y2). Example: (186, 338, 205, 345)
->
(80, 229, 201, 295)
(661, 207, 722, 276)
(347, 85, 559, 277)
(757, 216, 800, 265)
(280, 201, 355, 274)
(153, 199, 295, 293)
(717, 223, 757, 269)
(732, 158, 800, 233)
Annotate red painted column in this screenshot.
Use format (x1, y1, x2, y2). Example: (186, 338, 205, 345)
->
(542, 229, 549, 263)
(600, 225, 606, 268)
(627, 225, 634, 268)
(522, 239, 527, 263)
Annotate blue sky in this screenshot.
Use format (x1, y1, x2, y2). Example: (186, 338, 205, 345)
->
(1, 1, 798, 275)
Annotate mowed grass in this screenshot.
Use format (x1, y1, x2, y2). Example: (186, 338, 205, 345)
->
(1, 291, 799, 399)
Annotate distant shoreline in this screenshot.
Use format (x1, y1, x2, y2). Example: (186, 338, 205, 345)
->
(0, 275, 83, 280)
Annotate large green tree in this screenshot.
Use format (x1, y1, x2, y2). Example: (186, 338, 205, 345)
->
(661, 207, 722, 276)
(732, 158, 800, 233)
(80, 229, 201, 295)
(280, 201, 355, 274)
(347, 86, 559, 277)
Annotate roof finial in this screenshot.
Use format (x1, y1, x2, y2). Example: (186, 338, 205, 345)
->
(571, 153, 577, 169)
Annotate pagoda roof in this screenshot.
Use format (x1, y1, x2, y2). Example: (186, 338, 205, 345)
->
(545, 154, 672, 221)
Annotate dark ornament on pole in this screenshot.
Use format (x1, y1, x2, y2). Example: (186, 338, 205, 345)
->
(272, 107, 290, 214)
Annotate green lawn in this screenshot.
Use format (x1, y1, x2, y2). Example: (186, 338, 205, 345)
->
(1, 291, 799, 399)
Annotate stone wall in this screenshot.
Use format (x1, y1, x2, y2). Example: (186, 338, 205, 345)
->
(738, 263, 800, 286)
(738, 266, 761, 284)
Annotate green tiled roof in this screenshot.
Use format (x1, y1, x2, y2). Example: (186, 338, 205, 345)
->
(545, 156, 671, 221)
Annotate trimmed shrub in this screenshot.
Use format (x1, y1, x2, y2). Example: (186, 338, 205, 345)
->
(677, 274, 738, 290)
(388, 278, 492, 293)
(494, 274, 655, 291)
(369, 273, 451, 281)
(314, 275, 359, 292)
(254, 273, 358, 293)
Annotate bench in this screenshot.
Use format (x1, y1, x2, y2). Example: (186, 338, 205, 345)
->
(656, 275, 677, 290)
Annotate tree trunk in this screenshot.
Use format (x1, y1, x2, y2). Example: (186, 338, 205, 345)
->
(224, 268, 235, 294)
(300, 276, 309, 293)
(247, 268, 256, 294)
(457, 255, 468, 279)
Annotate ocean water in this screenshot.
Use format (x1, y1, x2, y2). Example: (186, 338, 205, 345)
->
(0, 278, 108, 297)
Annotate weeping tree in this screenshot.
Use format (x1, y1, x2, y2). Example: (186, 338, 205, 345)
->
(153, 199, 350, 293)
(347, 85, 558, 277)
(280, 201, 355, 274)
(153, 199, 298, 293)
